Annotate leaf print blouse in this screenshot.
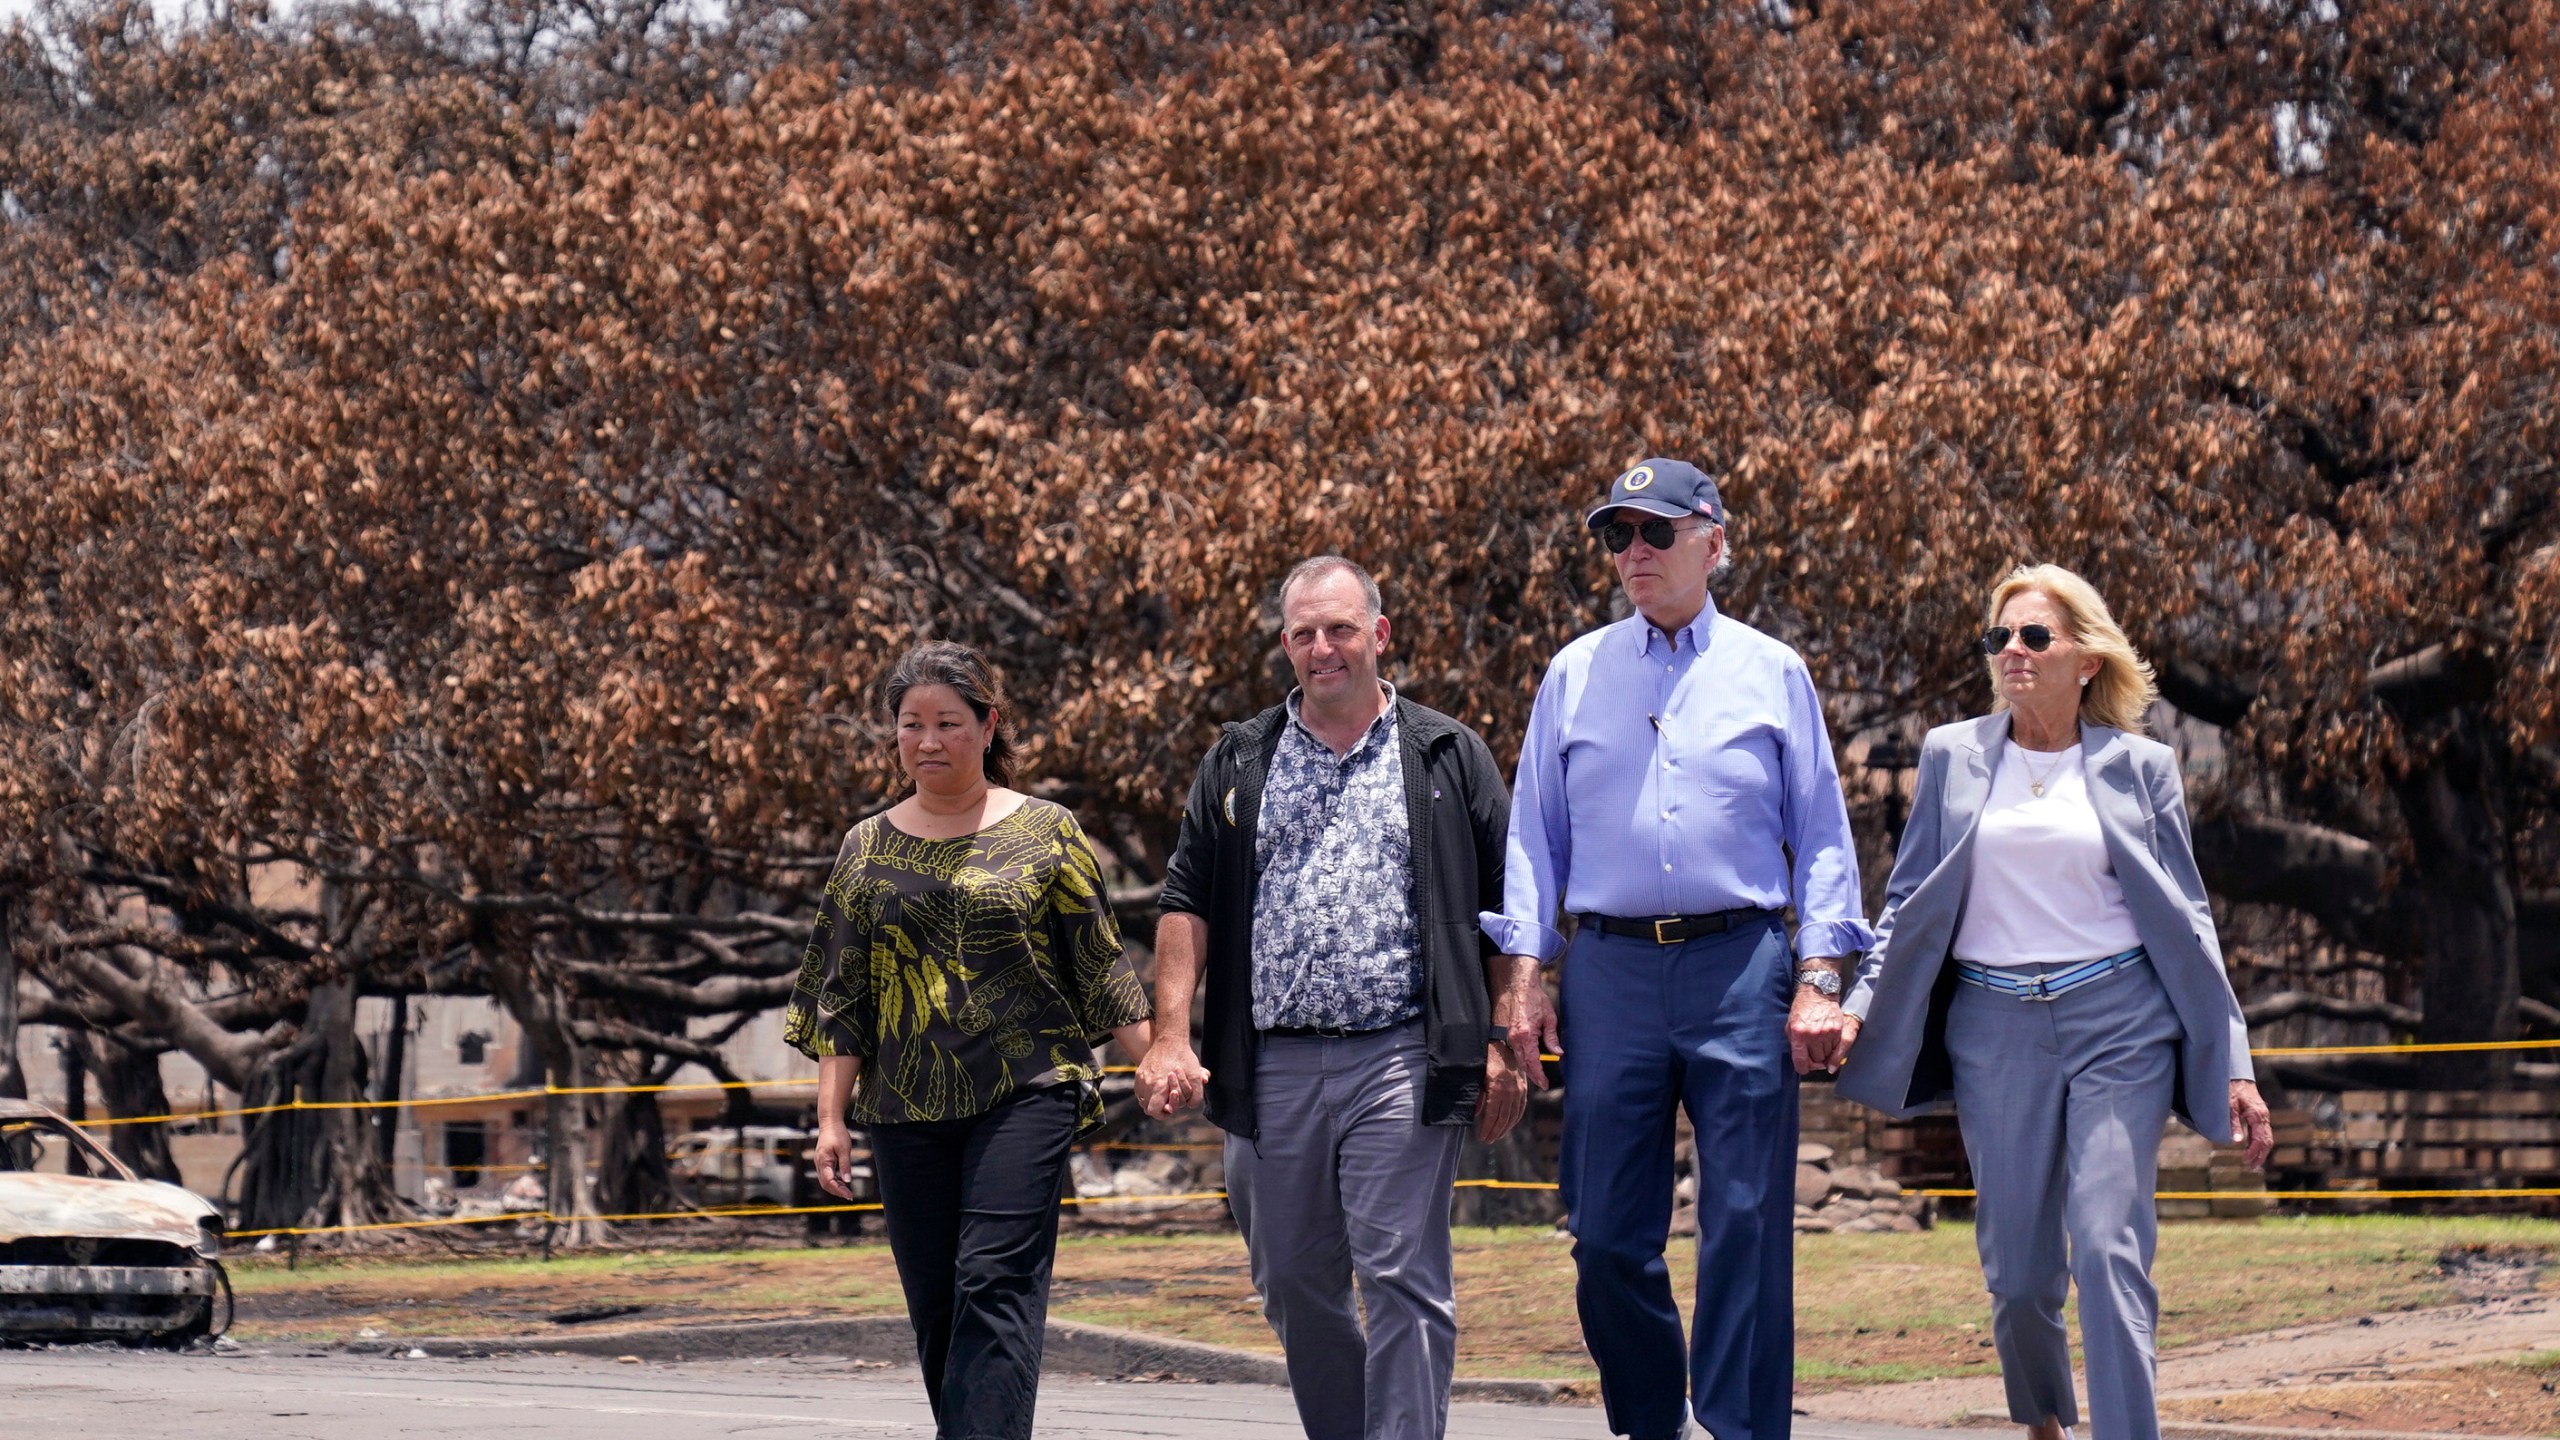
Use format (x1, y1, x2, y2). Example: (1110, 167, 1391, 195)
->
(784, 799, 1152, 1134)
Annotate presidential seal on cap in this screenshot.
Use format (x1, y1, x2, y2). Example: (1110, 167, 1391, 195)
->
(1585, 457, 1723, 531)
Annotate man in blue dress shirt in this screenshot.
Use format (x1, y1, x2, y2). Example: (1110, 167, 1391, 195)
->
(1481, 458, 1873, 1440)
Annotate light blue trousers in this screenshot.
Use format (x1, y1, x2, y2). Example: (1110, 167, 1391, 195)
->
(1949, 958, 2182, 1440)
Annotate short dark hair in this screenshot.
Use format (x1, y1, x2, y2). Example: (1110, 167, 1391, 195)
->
(1275, 555, 1383, 622)
(881, 641, 1019, 788)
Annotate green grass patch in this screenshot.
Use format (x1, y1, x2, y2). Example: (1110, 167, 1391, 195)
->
(223, 1214, 2551, 1387)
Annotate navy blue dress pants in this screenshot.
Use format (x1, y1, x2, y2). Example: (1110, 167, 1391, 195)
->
(1560, 916, 1799, 1440)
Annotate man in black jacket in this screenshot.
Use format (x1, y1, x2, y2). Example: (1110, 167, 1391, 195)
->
(1140, 555, 1524, 1440)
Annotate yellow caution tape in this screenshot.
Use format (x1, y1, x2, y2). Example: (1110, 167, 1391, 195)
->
(64, 1040, 2560, 1133)
(2249, 1038, 2560, 1057)
(225, 1188, 1242, 1241)
(223, 1178, 2560, 1243)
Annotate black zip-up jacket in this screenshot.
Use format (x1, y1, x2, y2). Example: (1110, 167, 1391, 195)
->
(1159, 694, 1510, 1139)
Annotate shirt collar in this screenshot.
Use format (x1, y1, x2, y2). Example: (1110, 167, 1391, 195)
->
(1637, 592, 1719, 659)
(1284, 682, 1400, 756)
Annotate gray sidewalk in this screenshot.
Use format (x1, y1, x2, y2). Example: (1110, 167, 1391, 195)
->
(3, 1349, 1967, 1439)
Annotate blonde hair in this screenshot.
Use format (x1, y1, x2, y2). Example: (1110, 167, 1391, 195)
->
(1983, 563, 2159, 734)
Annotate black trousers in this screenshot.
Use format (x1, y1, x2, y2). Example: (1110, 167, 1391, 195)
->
(871, 1083, 1081, 1440)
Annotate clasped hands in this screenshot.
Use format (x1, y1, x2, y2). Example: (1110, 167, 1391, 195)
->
(1135, 1034, 1210, 1119)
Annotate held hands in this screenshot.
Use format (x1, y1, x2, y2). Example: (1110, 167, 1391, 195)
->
(2230, 1079, 2275, 1170)
(1138, 1034, 1212, 1119)
(1787, 969, 1858, 1076)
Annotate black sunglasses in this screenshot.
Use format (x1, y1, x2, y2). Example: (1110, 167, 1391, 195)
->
(1980, 624, 2057, 654)
(1599, 518, 1698, 554)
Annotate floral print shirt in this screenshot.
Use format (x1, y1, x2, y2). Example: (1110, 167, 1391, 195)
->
(1249, 687, 1422, 1031)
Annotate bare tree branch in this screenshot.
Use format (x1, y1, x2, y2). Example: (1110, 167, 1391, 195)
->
(2243, 991, 2426, 1029)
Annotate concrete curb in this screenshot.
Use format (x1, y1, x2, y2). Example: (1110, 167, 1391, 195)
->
(352, 1317, 1580, 1403)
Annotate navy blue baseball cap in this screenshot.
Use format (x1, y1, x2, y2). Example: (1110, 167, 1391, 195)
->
(1585, 457, 1723, 531)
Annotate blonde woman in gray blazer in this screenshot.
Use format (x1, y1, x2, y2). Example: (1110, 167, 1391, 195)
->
(1835, 564, 2273, 1440)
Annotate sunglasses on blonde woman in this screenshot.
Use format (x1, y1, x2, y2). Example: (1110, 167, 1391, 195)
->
(1980, 624, 2056, 654)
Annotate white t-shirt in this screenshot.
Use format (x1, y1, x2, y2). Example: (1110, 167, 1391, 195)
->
(1951, 743, 2144, 966)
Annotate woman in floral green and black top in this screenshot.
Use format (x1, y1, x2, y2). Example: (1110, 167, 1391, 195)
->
(789, 641, 1152, 1440)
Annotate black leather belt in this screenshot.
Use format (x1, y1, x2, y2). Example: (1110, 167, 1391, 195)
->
(1263, 1019, 1506, 1048)
(1579, 906, 1781, 945)
(1263, 1021, 1399, 1039)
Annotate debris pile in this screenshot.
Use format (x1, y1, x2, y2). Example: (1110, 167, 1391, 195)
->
(1790, 1143, 1933, 1233)
(1067, 1141, 1230, 1229)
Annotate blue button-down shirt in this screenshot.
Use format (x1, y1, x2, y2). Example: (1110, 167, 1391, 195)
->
(1481, 596, 1876, 963)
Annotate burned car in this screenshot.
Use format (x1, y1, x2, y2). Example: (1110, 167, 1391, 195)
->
(0, 1098, 228, 1346)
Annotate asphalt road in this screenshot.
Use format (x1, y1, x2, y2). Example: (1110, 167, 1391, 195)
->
(3, 1348, 1970, 1439)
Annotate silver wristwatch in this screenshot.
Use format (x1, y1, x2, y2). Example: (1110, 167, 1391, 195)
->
(1794, 967, 1844, 997)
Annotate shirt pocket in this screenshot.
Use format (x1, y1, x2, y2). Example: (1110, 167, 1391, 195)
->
(1694, 725, 1783, 796)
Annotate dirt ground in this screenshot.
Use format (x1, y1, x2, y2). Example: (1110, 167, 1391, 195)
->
(2159, 1353, 2560, 1435)
(225, 1216, 2551, 1393)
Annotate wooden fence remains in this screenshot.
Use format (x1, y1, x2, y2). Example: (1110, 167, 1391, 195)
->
(2267, 1089, 2560, 1213)
(1798, 1082, 2560, 1219)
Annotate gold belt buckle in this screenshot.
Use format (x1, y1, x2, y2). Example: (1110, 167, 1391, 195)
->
(1654, 917, 1679, 945)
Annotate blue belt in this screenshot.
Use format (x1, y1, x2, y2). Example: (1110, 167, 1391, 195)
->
(1952, 946, 2148, 1002)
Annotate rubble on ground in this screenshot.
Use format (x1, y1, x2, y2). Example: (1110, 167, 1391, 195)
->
(1788, 1143, 1933, 1233)
(1663, 1138, 1934, 1237)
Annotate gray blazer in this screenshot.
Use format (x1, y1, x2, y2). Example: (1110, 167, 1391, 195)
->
(1837, 713, 2253, 1140)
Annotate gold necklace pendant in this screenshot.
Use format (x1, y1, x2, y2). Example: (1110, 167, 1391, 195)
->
(2022, 748, 2065, 797)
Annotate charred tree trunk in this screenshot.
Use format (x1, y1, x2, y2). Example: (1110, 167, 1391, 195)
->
(55, 1031, 86, 1120)
(488, 948, 601, 1243)
(53, 1032, 92, 1176)
(90, 1031, 179, 1182)
(374, 992, 408, 1168)
(310, 975, 405, 1228)
(233, 977, 410, 1234)
(232, 1032, 327, 1231)
(0, 898, 24, 1100)
(2393, 717, 2520, 1088)
(599, 1083, 674, 1216)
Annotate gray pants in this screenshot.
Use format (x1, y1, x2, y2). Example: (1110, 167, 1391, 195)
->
(1948, 959, 2183, 1440)
(1225, 1021, 1465, 1440)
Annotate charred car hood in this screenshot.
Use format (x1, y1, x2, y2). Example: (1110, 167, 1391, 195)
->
(0, 1174, 220, 1249)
